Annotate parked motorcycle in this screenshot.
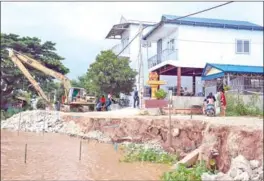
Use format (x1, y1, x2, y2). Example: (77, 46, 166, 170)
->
(205, 104, 215, 117)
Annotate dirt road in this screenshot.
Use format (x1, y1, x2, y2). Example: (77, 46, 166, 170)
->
(60, 108, 263, 129)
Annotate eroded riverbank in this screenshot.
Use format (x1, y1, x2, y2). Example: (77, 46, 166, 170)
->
(1, 110, 263, 177)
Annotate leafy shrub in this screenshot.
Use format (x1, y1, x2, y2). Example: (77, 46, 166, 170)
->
(120, 144, 178, 164)
(223, 85, 231, 91)
(36, 99, 46, 110)
(226, 93, 263, 116)
(161, 161, 211, 181)
(155, 89, 167, 100)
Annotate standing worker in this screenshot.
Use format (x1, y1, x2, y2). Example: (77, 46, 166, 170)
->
(220, 88, 227, 116)
(133, 88, 139, 108)
(55, 100, 61, 120)
(55, 100, 61, 111)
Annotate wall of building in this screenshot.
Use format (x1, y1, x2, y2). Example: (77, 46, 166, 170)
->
(120, 28, 130, 55)
(145, 26, 203, 94)
(170, 92, 263, 111)
(147, 25, 263, 95)
(161, 29, 179, 52)
(177, 25, 263, 67)
(129, 24, 157, 84)
(172, 96, 204, 108)
(240, 94, 263, 110)
(119, 24, 157, 103)
(148, 25, 263, 66)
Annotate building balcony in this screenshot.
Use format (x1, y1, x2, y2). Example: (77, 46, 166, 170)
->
(148, 49, 178, 69)
(111, 43, 130, 58)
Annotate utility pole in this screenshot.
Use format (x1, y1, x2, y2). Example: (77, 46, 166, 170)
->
(137, 23, 144, 109)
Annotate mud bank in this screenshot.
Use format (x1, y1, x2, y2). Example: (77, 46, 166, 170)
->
(1, 110, 263, 173)
(62, 114, 263, 173)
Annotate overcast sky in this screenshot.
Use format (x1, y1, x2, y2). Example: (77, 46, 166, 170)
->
(2, 2, 263, 79)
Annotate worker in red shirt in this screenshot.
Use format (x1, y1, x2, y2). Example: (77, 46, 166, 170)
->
(100, 95, 106, 108)
(220, 88, 227, 117)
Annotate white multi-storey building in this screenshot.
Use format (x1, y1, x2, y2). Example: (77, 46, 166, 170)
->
(105, 16, 156, 105)
(143, 15, 263, 96)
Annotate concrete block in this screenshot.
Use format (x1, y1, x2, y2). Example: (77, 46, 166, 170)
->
(172, 148, 200, 169)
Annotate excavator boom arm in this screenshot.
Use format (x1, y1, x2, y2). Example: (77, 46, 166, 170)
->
(8, 51, 50, 104)
(8, 49, 72, 103)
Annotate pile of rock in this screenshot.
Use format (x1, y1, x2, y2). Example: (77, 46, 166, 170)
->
(202, 155, 263, 181)
(61, 120, 82, 135)
(1, 110, 64, 133)
(1, 110, 113, 143)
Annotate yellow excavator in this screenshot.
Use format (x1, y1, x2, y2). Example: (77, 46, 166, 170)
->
(7, 49, 96, 112)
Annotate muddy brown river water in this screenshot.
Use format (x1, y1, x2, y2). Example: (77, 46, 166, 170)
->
(1, 130, 169, 180)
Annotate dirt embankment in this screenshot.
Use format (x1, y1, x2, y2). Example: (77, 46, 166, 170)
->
(1, 110, 263, 173)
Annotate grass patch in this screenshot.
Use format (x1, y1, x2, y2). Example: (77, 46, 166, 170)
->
(120, 143, 178, 164)
(120, 144, 218, 181)
(161, 161, 215, 181)
(215, 93, 263, 117)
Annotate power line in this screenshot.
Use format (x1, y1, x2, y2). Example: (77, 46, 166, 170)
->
(116, 1, 234, 57)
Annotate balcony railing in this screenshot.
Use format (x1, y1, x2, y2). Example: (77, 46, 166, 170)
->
(148, 49, 178, 69)
(111, 43, 130, 57)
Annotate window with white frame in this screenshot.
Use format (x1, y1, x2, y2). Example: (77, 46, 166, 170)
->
(170, 39, 175, 50)
(167, 39, 175, 53)
(236, 40, 250, 54)
(121, 37, 129, 54)
(122, 37, 129, 47)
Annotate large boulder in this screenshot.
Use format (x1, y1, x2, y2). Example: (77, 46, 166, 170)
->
(202, 155, 263, 181)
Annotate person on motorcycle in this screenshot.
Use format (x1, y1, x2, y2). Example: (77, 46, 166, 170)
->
(206, 92, 216, 104)
(95, 97, 102, 111)
(97, 95, 106, 111)
(204, 92, 216, 116)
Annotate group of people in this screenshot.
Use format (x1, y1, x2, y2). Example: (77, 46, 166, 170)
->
(203, 88, 227, 116)
(95, 88, 140, 111)
(167, 87, 194, 96)
(181, 87, 193, 96)
(96, 93, 115, 111)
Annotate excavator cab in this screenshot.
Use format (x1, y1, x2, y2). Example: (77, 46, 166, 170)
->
(68, 88, 96, 103)
(68, 87, 85, 103)
(66, 87, 96, 112)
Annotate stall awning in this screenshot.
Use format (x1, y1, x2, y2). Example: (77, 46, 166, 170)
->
(201, 63, 264, 80)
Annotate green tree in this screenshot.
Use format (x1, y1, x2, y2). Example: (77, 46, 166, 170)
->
(71, 75, 87, 88)
(41, 81, 65, 102)
(1, 33, 69, 107)
(86, 50, 137, 96)
(71, 75, 96, 96)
